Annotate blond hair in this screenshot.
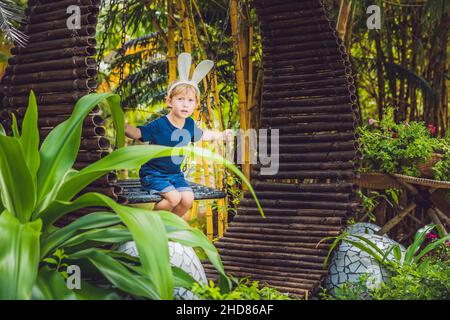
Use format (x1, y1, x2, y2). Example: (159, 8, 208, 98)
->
(166, 80, 200, 103)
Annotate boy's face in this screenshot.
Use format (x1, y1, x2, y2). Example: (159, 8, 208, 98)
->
(167, 88, 197, 119)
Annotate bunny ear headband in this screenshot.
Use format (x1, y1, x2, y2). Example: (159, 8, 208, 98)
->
(167, 52, 214, 97)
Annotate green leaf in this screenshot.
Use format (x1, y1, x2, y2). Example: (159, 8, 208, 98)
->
(152, 210, 231, 291)
(349, 234, 387, 260)
(20, 91, 40, 181)
(404, 225, 434, 264)
(41, 211, 121, 258)
(70, 248, 160, 299)
(0, 135, 36, 222)
(60, 226, 131, 248)
(320, 232, 350, 268)
(172, 266, 199, 292)
(115, 207, 173, 300)
(0, 211, 42, 299)
(42, 257, 58, 265)
(31, 266, 76, 300)
(54, 145, 176, 202)
(11, 113, 20, 139)
(393, 245, 403, 263)
(36, 93, 122, 208)
(74, 280, 122, 300)
(415, 233, 450, 262)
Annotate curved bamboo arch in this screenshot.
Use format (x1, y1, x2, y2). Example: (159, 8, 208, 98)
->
(0, 0, 361, 298)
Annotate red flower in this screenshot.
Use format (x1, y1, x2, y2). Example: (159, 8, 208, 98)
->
(427, 124, 436, 135)
(426, 233, 438, 240)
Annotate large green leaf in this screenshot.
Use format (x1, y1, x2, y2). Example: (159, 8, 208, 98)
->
(31, 266, 76, 300)
(0, 211, 42, 299)
(53, 145, 175, 202)
(70, 248, 160, 299)
(115, 207, 173, 300)
(20, 91, 40, 182)
(172, 266, 198, 292)
(41, 211, 121, 258)
(52, 145, 264, 219)
(74, 280, 122, 300)
(0, 135, 36, 222)
(36, 93, 123, 207)
(39, 192, 122, 230)
(153, 210, 229, 287)
(60, 226, 131, 248)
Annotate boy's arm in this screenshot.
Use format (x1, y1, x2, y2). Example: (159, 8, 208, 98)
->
(201, 129, 234, 142)
(125, 124, 142, 140)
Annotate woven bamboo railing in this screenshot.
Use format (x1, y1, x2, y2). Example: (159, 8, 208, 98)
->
(203, 0, 361, 298)
(0, 0, 125, 217)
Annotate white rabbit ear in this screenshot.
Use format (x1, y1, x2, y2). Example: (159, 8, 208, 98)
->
(177, 52, 192, 81)
(191, 60, 214, 84)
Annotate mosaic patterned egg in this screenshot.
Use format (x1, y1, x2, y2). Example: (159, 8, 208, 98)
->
(325, 232, 405, 297)
(117, 241, 207, 300)
(346, 222, 381, 235)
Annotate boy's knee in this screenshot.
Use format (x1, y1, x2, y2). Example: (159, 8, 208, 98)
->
(164, 191, 182, 208)
(180, 192, 194, 208)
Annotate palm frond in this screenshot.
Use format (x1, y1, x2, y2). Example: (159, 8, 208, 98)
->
(0, 0, 28, 47)
(355, 57, 438, 102)
(383, 61, 438, 102)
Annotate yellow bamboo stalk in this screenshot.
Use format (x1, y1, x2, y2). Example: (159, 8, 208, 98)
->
(337, 0, 352, 41)
(176, 0, 192, 52)
(246, 24, 254, 130)
(201, 139, 215, 240)
(168, 0, 177, 82)
(213, 74, 225, 131)
(230, 0, 250, 184)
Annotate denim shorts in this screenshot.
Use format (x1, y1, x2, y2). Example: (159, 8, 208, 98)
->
(140, 170, 192, 195)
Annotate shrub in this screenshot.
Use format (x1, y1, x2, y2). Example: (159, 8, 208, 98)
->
(359, 108, 449, 180)
(191, 277, 293, 300)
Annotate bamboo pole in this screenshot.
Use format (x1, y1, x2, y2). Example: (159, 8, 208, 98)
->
(230, 0, 250, 183)
(167, 0, 177, 82)
(246, 23, 254, 131)
(176, 0, 192, 53)
(202, 152, 214, 240)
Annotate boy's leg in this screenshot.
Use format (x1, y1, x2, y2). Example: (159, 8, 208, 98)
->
(172, 191, 194, 219)
(155, 190, 182, 211)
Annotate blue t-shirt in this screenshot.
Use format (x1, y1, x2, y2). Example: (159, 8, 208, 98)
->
(138, 115, 203, 176)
